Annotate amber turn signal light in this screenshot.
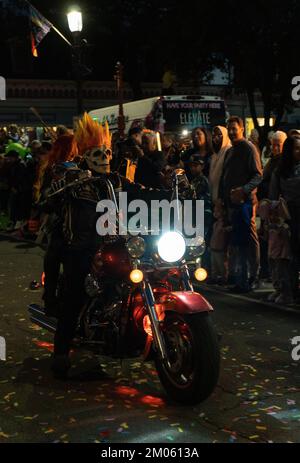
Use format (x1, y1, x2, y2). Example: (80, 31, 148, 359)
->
(130, 269, 144, 283)
(194, 267, 208, 282)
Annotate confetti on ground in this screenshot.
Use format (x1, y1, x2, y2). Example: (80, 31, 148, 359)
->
(167, 436, 174, 441)
(4, 392, 16, 402)
(44, 429, 55, 434)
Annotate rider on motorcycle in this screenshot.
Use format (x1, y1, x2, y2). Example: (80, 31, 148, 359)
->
(48, 114, 191, 378)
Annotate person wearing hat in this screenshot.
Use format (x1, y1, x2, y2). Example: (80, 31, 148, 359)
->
(5, 141, 27, 160)
(189, 154, 210, 198)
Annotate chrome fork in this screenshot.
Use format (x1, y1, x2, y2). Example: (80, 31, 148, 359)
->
(141, 280, 171, 367)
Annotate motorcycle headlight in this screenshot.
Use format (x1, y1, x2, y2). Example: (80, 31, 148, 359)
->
(126, 236, 145, 259)
(186, 236, 206, 259)
(157, 231, 186, 263)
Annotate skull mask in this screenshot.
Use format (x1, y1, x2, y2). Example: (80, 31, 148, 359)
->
(83, 146, 112, 174)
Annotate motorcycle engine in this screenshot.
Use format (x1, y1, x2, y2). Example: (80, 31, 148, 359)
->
(83, 276, 127, 356)
(85, 273, 103, 298)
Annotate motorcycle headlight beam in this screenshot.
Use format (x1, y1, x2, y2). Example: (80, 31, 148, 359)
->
(157, 232, 186, 263)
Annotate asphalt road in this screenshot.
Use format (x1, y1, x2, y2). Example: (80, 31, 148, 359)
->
(0, 237, 300, 443)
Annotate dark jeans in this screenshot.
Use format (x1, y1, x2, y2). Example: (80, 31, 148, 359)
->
(228, 204, 260, 289)
(43, 234, 65, 307)
(54, 248, 92, 356)
(235, 245, 249, 289)
(259, 236, 269, 279)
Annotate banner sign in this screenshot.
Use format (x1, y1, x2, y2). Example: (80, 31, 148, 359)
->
(162, 99, 226, 131)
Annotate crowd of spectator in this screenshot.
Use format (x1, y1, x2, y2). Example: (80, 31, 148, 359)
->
(0, 119, 299, 306)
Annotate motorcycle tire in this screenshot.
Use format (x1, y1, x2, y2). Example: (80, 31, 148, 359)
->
(155, 312, 220, 405)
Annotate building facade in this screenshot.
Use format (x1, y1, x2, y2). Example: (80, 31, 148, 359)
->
(0, 79, 299, 133)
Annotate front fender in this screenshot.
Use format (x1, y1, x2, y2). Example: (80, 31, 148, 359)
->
(157, 291, 213, 315)
(142, 291, 213, 361)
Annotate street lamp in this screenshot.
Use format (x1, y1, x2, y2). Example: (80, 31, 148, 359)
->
(67, 7, 84, 117)
(67, 10, 83, 33)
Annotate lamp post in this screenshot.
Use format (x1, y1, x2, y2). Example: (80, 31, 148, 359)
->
(67, 8, 84, 116)
(114, 62, 126, 139)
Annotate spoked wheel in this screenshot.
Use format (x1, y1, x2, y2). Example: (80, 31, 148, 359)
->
(155, 312, 220, 404)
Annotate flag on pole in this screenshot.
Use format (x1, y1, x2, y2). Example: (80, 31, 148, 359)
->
(1, 0, 71, 56)
(28, 3, 52, 57)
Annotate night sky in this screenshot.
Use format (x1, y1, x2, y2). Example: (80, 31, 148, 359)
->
(0, 0, 172, 82)
(1, 0, 299, 109)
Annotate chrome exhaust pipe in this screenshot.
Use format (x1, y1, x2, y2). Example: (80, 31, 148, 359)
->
(28, 304, 57, 333)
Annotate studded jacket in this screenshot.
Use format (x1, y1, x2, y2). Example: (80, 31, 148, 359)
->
(44, 170, 173, 251)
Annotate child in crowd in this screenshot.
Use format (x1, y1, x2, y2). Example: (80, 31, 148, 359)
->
(258, 198, 293, 304)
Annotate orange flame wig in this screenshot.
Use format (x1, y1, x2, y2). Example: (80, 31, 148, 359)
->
(48, 134, 78, 167)
(75, 112, 112, 156)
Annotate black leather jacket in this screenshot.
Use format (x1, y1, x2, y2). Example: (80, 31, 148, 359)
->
(45, 171, 173, 251)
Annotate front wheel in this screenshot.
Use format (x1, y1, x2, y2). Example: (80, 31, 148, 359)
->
(155, 312, 220, 405)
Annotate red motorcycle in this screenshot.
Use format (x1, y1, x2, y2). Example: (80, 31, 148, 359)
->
(29, 175, 220, 404)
